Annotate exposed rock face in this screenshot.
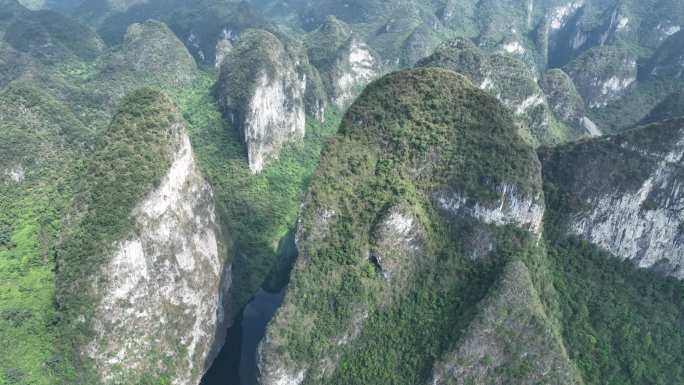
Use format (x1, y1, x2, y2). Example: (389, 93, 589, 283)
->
(330, 38, 379, 110)
(215, 29, 307, 173)
(85, 110, 230, 385)
(17, 0, 44, 10)
(371, 205, 425, 286)
(542, 119, 684, 278)
(434, 183, 545, 235)
(106, 0, 146, 11)
(2, 165, 25, 183)
(214, 36, 233, 69)
(565, 46, 637, 108)
(430, 261, 584, 385)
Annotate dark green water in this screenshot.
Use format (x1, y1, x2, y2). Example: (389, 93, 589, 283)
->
(201, 232, 295, 385)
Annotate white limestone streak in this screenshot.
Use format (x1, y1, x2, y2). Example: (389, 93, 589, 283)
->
(245, 70, 306, 173)
(502, 41, 525, 55)
(435, 184, 545, 235)
(3, 165, 25, 183)
(333, 40, 378, 110)
(86, 126, 229, 385)
(570, 137, 684, 278)
(549, 1, 584, 30)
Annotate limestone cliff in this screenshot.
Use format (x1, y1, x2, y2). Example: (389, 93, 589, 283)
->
(56, 89, 231, 385)
(215, 29, 307, 173)
(542, 118, 684, 278)
(329, 37, 380, 110)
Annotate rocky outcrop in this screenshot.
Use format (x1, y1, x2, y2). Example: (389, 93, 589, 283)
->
(542, 119, 684, 278)
(430, 261, 584, 385)
(565, 46, 636, 109)
(329, 38, 380, 110)
(86, 123, 230, 385)
(370, 205, 425, 287)
(215, 29, 307, 173)
(106, 0, 146, 11)
(215, 30, 307, 173)
(433, 183, 545, 235)
(214, 38, 233, 69)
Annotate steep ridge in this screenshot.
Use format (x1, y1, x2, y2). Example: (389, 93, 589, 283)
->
(541, 118, 684, 277)
(257, 68, 571, 385)
(56, 89, 231, 385)
(430, 261, 583, 385)
(417, 39, 587, 146)
(91, 19, 198, 109)
(215, 29, 309, 173)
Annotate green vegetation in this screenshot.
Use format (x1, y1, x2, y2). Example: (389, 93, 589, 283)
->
(548, 238, 684, 385)
(306, 16, 352, 71)
(4, 9, 103, 64)
(177, 72, 341, 310)
(541, 118, 684, 385)
(642, 91, 684, 124)
(263, 68, 548, 384)
(213, 28, 285, 122)
(0, 180, 77, 384)
(417, 38, 577, 146)
(0, 79, 85, 385)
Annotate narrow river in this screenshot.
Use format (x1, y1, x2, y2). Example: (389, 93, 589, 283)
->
(201, 289, 285, 385)
(201, 232, 295, 385)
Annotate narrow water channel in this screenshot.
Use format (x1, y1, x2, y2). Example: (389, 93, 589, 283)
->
(238, 289, 286, 383)
(201, 232, 295, 385)
(201, 288, 285, 385)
